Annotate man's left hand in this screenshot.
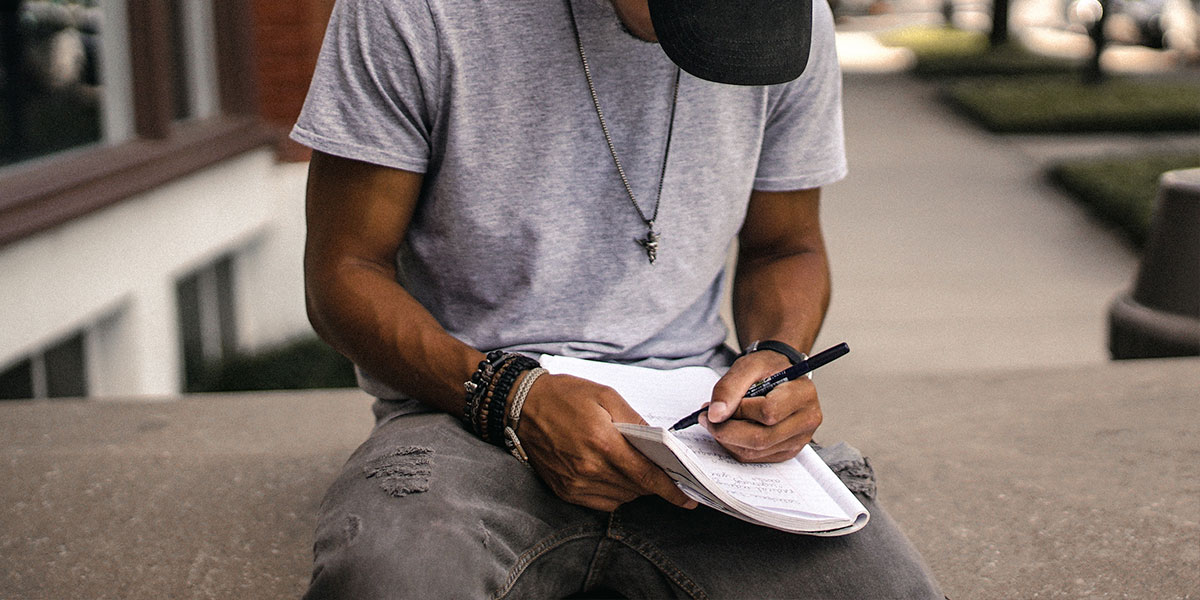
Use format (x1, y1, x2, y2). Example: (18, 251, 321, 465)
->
(703, 350, 822, 463)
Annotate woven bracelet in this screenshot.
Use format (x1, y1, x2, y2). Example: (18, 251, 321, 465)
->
(504, 367, 547, 465)
(463, 351, 541, 446)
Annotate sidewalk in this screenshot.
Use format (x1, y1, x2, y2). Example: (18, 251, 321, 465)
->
(813, 73, 1145, 374)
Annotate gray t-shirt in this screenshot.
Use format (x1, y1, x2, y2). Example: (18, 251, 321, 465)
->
(292, 0, 847, 399)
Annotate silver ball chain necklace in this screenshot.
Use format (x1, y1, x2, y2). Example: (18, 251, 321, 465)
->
(566, 0, 681, 265)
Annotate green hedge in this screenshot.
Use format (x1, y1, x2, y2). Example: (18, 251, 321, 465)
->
(188, 336, 358, 393)
(1049, 154, 1200, 247)
(943, 76, 1200, 133)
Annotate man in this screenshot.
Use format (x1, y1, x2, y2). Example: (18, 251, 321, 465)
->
(294, 0, 942, 597)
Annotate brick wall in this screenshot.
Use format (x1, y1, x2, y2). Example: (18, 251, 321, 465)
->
(251, 0, 335, 162)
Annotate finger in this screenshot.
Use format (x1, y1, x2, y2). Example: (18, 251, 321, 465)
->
(732, 379, 816, 426)
(609, 439, 698, 509)
(702, 409, 819, 454)
(589, 384, 696, 504)
(531, 453, 644, 510)
(725, 443, 809, 464)
(730, 393, 792, 427)
(710, 434, 808, 463)
(705, 412, 817, 452)
(546, 377, 693, 508)
(709, 352, 792, 422)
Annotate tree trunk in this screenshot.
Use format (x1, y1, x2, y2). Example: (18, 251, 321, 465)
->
(990, 0, 1010, 47)
(1084, 0, 1110, 84)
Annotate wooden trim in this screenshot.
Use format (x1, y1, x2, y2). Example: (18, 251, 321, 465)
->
(0, 117, 278, 248)
(213, 0, 260, 115)
(0, 0, 282, 247)
(126, 0, 174, 139)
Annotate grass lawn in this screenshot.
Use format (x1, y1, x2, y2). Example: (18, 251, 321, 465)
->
(876, 25, 1078, 78)
(1049, 153, 1200, 247)
(944, 76, 1200, 133)
(877, 25, 989, 56)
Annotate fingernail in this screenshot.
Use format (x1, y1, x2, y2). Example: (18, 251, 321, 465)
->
(708, 401, 727, 421)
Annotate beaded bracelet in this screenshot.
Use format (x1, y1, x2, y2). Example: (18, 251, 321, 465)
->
(481, 358, 516, 442)
(487, 355, 539, 444)
(462, 351, 540, 449)
(483, 358, 520, 443)
(463, 350, 507, 433)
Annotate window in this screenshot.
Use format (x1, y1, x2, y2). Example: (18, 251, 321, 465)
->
(0, 0, 274, 248)
(0, 331, 87, 400)
(177, 254, 239, 392)
(0, 0, 228, 168)
(0, 1, 107, 166)
(0, 358, 34, 400)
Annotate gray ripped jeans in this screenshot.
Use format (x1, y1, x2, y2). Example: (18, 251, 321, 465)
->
(302, 400, 943, 599)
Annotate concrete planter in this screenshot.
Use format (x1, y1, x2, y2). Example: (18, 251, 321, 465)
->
(1109, 168, 1200, 359)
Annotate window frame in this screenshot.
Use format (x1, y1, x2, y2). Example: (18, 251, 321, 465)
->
(0, 0, 277, 248)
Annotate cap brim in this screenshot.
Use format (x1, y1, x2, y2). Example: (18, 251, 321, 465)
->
(648, 0, 813, 86)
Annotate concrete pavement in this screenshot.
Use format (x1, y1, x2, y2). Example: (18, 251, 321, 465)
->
(813, 73, 1151, 374)
(814, 7, 1199, 373)
(712, 23, 1200, 375)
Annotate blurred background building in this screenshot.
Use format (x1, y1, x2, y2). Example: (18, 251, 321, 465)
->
(0, 0, 334, 399)
(1, 0, 1195, 400)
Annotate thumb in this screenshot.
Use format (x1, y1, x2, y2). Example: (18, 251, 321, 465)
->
(709, 372, 754, 423)
(709, 352, 789, 422)
(707, 396, 740, 424)
(600, 393, 648, 426)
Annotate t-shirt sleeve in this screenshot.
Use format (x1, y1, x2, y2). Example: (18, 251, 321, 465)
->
(290, 0, 440, 173)
(753, 0, 847, 191)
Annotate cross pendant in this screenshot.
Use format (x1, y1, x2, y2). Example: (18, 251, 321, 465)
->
(637, 229, 659, 264)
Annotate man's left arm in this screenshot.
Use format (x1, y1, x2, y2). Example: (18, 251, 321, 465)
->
(704, 187, 830, 463)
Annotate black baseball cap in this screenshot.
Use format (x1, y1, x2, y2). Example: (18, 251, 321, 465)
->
(647, 0, 813, 86)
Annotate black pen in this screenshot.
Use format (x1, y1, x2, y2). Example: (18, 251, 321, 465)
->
(668, 342, 850, 431)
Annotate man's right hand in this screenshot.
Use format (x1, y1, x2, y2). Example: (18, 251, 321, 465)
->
(516, 373, 698, 512)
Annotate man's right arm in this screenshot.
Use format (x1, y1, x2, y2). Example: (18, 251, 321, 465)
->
(303, 151, 480, 411)
(303, 151, 693, 512)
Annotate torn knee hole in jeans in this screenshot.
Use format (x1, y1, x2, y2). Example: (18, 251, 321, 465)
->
(813, 441, 877, 499)
(363, 446, 434, 497)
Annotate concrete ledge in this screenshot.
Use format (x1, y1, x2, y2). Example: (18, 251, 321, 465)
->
(817, 358, 1200, 599)
(2, 359, 1198, 599)
(0, 389, 376, 599)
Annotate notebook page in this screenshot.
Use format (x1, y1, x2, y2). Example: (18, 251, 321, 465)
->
(540, 355, 847, 519)
(538, 354, 717, 426)
(675, 434, 847, 518)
